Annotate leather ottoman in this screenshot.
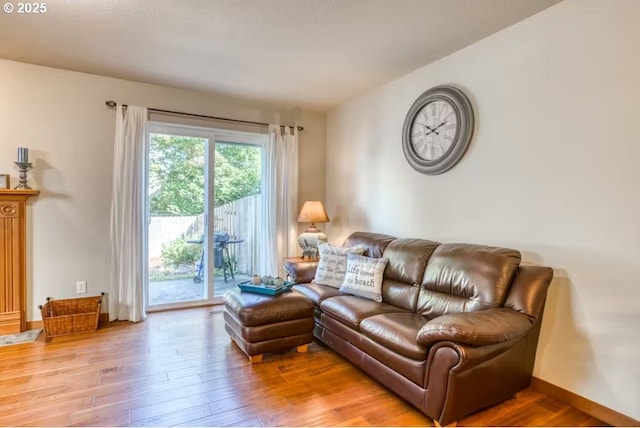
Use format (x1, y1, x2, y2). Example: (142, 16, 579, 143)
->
(223, 288, 315, 363)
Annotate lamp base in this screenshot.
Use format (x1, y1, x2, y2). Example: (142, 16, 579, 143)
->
(298, 225, 327, 259)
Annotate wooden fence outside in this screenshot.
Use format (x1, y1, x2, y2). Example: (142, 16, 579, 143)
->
(150, 194, 259, 275)
(213, 194, 259, 275)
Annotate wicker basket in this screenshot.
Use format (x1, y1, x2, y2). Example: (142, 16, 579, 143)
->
(39, 293, 103, 338)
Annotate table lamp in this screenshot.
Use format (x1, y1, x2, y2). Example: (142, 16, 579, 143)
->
(297, 201, 330, 259)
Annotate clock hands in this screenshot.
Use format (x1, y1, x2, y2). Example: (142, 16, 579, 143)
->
(432, 121, 447, 132)
(424, 121, 447, 136)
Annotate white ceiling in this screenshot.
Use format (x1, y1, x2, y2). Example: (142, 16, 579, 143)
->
(0, 0, 560, 111)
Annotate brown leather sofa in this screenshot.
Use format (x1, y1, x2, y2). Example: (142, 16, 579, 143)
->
(290, 232, 553, 426)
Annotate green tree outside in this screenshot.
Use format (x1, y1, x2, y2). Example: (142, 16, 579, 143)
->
(149, 134, 261, 215)
(214, 143, 262, 207)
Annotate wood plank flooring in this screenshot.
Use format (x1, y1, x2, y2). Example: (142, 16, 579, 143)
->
(0, 306, 605, 427)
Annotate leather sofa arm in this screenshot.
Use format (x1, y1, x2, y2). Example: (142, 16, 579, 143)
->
(416, 308, 533, 347)
(283, 258, 319, 284)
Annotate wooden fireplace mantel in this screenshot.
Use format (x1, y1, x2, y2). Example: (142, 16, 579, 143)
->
(0, 189, 39, 334)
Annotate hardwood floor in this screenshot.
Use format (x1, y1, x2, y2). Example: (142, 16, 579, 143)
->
(0, 307, 605, 427)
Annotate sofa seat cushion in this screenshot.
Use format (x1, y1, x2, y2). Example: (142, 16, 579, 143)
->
(293, 282, 343, 305)
(360, 312, 429, 360)
(320, 295, 408, 330)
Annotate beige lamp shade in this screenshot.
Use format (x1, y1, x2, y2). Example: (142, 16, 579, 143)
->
(297, 201, 330, 224)
(297, 201, 329, 259)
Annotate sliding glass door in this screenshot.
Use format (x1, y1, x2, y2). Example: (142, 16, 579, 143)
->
(211, 140, 262, 298)
(145, 123, 265, 310)
(146, 124, 214, 309)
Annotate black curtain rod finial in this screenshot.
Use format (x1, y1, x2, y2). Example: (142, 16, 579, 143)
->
(104, 100, 303, 131)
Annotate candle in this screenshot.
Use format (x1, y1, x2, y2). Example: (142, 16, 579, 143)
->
(17, 147, 28, 163)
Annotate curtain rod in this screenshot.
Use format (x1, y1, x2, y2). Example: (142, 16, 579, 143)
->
(104, 100, 304, 131)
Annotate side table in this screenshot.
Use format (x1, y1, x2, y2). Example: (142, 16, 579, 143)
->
(283, 257, 319, 284)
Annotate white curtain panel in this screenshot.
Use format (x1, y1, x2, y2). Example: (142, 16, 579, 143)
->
(258, 125, 299, 276)
(109, 105, 148, 322)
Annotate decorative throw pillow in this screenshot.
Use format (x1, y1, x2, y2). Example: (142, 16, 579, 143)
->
(314, 243, 365, 288)
(339, 253, 388, 302)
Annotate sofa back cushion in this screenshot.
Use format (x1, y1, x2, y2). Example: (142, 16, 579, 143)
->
(343, 232, 396, 258)
(504, 265, 553, 320)
(381, 238, 440, 311)
(416, 243, 521, 319)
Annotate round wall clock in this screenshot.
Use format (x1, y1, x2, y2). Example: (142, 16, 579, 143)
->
(402, 85, 474, 175)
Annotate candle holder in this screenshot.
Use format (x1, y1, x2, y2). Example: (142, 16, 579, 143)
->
(14, 162, 33, 190)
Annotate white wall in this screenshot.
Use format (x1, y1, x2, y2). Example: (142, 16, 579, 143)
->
(326, 0, 639, 420)
(0, 59, 325, 321)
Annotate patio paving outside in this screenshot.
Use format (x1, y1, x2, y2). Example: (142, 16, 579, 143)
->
(149, 274, 251, 305)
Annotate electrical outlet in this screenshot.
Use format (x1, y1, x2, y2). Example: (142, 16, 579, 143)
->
(76, 280, 87, 294)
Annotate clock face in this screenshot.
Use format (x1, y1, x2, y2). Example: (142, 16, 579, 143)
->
(402, 85, 474, 175)
(410, 100, 459, 162)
